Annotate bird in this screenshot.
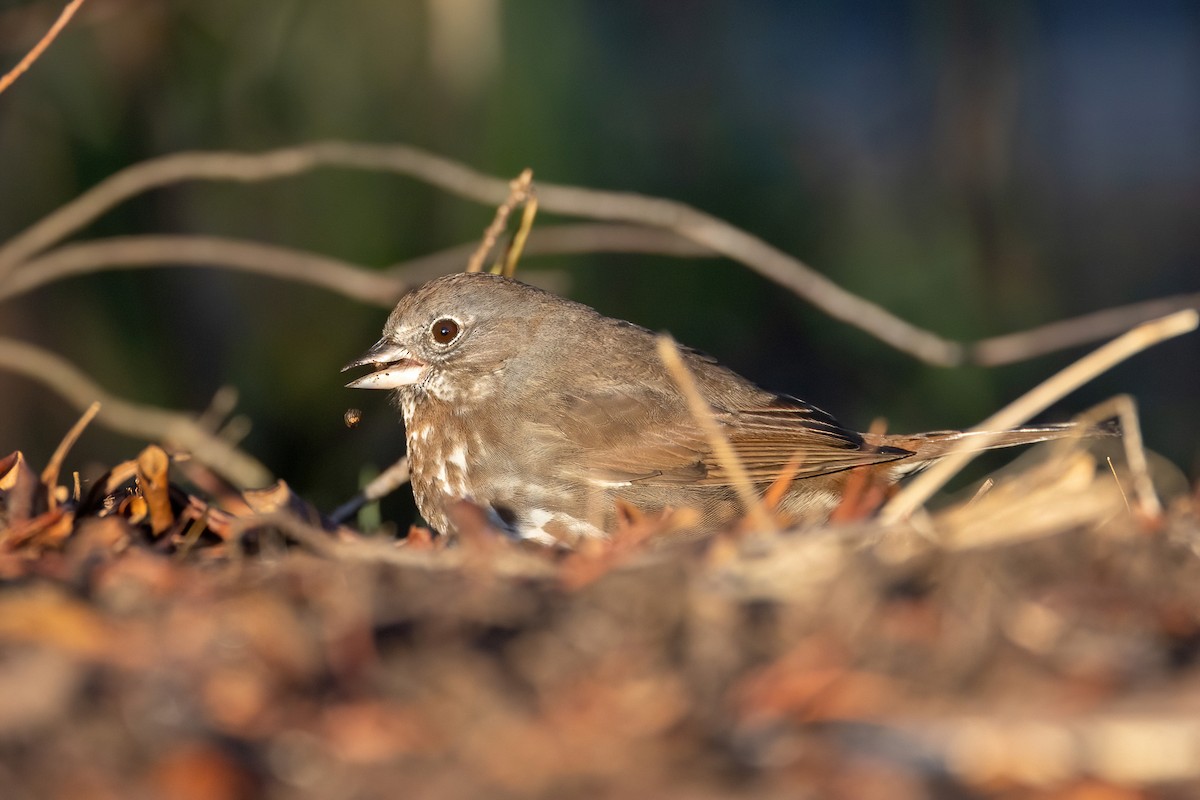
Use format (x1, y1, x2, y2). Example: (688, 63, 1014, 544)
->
(344, 272, 1093, 545)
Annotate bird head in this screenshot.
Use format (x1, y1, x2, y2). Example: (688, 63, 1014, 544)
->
(342, 272, 572, 407)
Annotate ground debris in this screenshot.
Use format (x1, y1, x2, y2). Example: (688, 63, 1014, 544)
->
(1, 443, 1199, 799)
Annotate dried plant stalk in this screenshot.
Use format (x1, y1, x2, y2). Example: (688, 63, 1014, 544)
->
(466, 168, 535, 274)
(880, 309, 1198, 523)
(0, 0, 87, 96)
(39, 400, 100, 509)
(2, 141, 1193, 367)
(656, 335, 776, 533)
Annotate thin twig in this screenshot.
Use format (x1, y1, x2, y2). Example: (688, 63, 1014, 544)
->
(466, 167, 534, 274)
(0, 338, 272, 488)
(966, 478, 995, 507)
(879, 310, 1198, 524)
(1111, 397, 1160, 520)
(228, 509, 558, 578)
(383, 222, 714, 278)
(1107, 457, 1131, 515)
(328, 456, 411, 525)
(1, 141, 1193, 368)
(656, 335, 776, 533)
(0, 226, 711, 307)
(1063, 395, 1162, 520)
(0, 235, 405, 306)
(195, 385, 240, 433)
(502, 188, 538, 278)
(0, 143, 958, 365)
(0, 143, 499, 277)
(40, 400, 100, 508)
(0, 0, 87, 96)
(972, 293, 1200, 366)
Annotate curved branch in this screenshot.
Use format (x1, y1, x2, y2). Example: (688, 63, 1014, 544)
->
(971, 293, 1200, 366)
(879, 310, 1199, 523)
(0, 339, 273, 489)
(0, 225, 714, 306)
(0, 235, 405, 306)
(0, 142, 962, 366)
(1, 141, 1191, 367)
(0, 142, 509, 277)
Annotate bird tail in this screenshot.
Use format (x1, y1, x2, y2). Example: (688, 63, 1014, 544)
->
(869, 419, 1119, 468)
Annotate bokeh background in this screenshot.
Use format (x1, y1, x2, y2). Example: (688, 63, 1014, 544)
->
(1, 0, 1197, 522)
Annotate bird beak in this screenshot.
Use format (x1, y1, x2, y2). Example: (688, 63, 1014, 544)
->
(342, 338, 427, 389)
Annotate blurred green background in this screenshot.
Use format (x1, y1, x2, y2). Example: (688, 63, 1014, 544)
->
(1, 0, 1197, 523)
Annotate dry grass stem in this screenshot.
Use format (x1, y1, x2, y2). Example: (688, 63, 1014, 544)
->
(1112, 397, 1160, 519)
(935, 451, 1125, 550)
(0, 338, 271, 488)
(1065, 395, 1162, 519)
(656, 335, 776, 533)
(0, 0, 87, 96)
(465, 168, 534, 274)
(880, 309, 1198, 523)
(242, 509, 556, 578)
(502, 188, 538, 277)
(40, 400, 100, 507)
(1107, 457, 1131, 514)
(967, 478, 995, 507)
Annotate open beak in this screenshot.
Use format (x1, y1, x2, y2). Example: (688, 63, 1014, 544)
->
(342, 338, 427, 389)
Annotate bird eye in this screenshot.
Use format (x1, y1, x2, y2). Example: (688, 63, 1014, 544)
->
(430, 318, 461, 345)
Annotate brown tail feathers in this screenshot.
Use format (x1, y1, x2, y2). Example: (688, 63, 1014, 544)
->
(867, 419, 1119, 475)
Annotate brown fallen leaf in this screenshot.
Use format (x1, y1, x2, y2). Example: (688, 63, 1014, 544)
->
(242, 480, 332, 530)
(137, 444, 175, 536)
(559, 502, 693, 590)
(0, 451, 42, 525)
(144, 742, 260, 800)
(321, 701, 438, 762)
(730, 636, 896, 724)
(2, 507, 74, 552)
(828, 462, 894, 523)
(402, 524, 439, 549)
(65, 515, 134, 565)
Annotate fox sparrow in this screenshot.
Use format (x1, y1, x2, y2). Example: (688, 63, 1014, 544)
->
(344, 272, 1080, 544)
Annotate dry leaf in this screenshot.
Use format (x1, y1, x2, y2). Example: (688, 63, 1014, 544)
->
(0, 451, 41, 525)
(137, 445, 175, 536)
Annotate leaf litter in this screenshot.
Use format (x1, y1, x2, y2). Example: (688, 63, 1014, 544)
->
(1, 408, 1200, 799)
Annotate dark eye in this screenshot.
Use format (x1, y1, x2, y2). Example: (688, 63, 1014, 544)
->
(430, 318, 460, 344)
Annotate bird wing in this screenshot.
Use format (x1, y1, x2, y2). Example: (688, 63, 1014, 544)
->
(711, 400, 912, 484)
(561, 392, 912, 487)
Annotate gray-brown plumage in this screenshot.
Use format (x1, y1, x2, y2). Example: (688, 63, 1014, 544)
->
(344, 272, 1086, 544)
